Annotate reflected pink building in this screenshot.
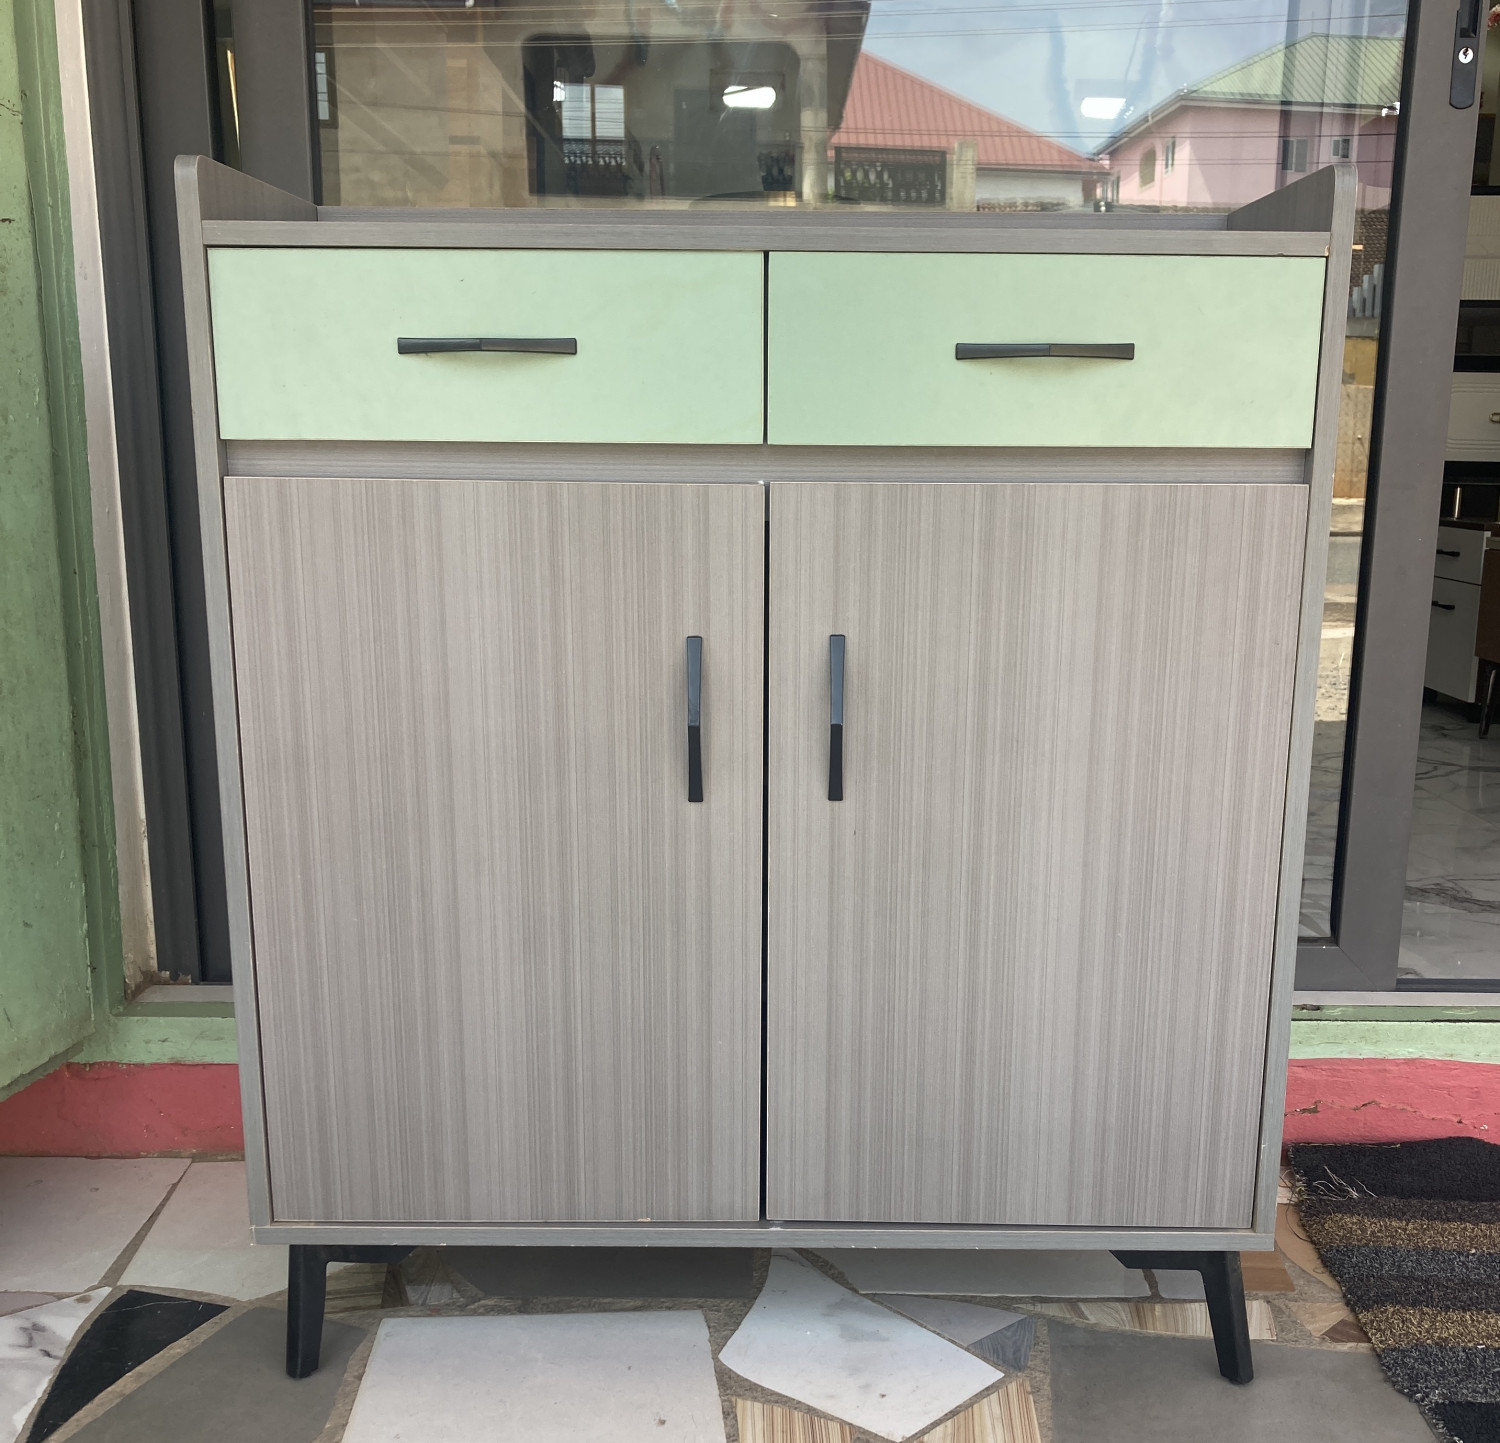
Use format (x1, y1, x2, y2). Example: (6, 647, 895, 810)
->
(1102, 34, 1401, 212)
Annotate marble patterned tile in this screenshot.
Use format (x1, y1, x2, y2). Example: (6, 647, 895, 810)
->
(26, 1289, 226, 1441)
(870, 1297, 1035, 1370)
(118, 1163, 284, 1301)
(817, 1250, 1149, 1299)
(733, 1398, 852, 1443)
(0, 1303, 53, 1322)
(1027, 1300, 1276, 1339)
(343, 1312, 726, 1443)
(0, 1160, 188, 1294)
(0, 1292, 105, 1443)
(719, 1255, 1000, 1442)
(918, 1382, 1041, 1443)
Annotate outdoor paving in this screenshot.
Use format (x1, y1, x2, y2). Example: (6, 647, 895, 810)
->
(0, 1158, 1439, 1442)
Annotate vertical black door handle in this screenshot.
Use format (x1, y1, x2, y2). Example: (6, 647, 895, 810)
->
(828, 634, 845, 802)
(686, 636, 704, 803)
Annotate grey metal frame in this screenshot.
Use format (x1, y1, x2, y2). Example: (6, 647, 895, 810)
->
(177, 151, 1351, 1247)
(1294, 0, 1489, 990)
(78, 0, 210, 980)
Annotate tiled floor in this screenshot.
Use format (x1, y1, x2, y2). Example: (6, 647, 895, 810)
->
(0, 1158, 1439, 1443)
(1302, 702, 1500, 980)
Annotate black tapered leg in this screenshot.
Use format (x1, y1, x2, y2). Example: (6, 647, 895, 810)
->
(286, 1245, 329, 1379)
(1112, 1249, 1253, 1384)
(285, 1245, 413, 1379)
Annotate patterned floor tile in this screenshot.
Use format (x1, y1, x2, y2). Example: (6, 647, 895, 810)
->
(733, 1398, 852, 1443)
(919, 1381, 1041, 1443)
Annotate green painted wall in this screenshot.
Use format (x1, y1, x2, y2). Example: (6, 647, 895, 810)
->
(1291, 1009, 1500, 1064)
(0, 0, 121, 1093)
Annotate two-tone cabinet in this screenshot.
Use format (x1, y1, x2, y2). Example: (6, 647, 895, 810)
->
(177, 157, 1353, 1377)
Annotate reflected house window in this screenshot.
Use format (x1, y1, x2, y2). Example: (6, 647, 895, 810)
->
(1332, 135, 1353, 159)
(1163, 137, 1176, 173)
(1099, 34, 1400, 212)
(1138, 146, 1156, 187)
(829, 54, 1101, 211)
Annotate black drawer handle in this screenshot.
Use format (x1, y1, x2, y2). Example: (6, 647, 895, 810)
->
(955, 342, 1135, 361)
(1433, 600, 1457, 611)
(1437, 548, 1463, 557)
(397, 337, 578, 355)
(828, 634, 845, 802)
(686, 636, 703, 803)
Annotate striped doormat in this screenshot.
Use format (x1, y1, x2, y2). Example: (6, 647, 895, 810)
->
(1290, 1137, 1500, 1443)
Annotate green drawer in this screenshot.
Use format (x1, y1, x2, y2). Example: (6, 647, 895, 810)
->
(207, 249, 764, 445)
(767, 253, 1327, 448)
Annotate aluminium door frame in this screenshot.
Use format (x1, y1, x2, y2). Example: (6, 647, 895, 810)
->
(1295, 0, 1490, 991)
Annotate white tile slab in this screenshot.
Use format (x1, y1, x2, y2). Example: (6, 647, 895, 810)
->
(719, 1254, 1000, 1442)
(1153, 1271, 1207, 1300)
(0, 1158, 189, 1293)
(870, 1296, 1035, 1369)
(0, 1292, 106, 1443)
(869, 1296, 1027, 1349)
(816, 1250, 1150, 1299)
(0, 1298, 55, 1319)
(119, 1162, 285, 1300)
(342, 1311, 726, 1443)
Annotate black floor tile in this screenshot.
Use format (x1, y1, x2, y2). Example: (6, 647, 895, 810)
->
(444, 1246, 759, 1298)
(28, 1291, 226, 1442)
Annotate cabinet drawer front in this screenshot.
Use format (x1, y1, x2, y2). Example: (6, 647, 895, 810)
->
(767, 253, 1326, 448)
(1447, 374, 1500, 460)
(207, 249, 764, 444)
(1435, 525, 1487, 584)
(1426, 576, 1481, 702)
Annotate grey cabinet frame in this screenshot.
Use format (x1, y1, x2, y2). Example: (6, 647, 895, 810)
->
(177, 150, 1352, 1249)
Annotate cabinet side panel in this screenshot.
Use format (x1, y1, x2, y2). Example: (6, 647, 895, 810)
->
(226, 477, 764, 1223)
(766, 481, 1306, 1227)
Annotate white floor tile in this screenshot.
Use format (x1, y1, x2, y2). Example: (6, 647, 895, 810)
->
(0, 1298, 55, 1320)
(119, 1161, 286, 1300)
(0, 1158, 189, 1293)
(342, 1311, 726, 1443)
(719, 1254, 1000, 1442)
(816, 1250, 1150, 1299)
(0, 1292, 106, 1443)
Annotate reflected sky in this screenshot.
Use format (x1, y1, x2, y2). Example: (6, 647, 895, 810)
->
(861, 0, 1406, 151)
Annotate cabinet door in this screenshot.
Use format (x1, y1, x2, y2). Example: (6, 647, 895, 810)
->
(766, 481, 1306, 1228)
(225, 478, 764, 1223)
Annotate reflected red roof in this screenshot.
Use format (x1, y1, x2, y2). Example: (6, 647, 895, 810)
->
(830, 52, 1099, 173)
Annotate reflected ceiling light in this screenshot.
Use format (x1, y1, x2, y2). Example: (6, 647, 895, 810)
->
(1080, 96, 1126, 119)
(723, 85, 777, 109)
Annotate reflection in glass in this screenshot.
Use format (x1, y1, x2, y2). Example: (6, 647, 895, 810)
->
(313, 0, 1404, 216)
(310, 0, 1404, 941)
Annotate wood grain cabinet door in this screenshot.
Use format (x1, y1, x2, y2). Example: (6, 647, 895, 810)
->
(766, 481, 1307, 1228)
(224, 477, 764, 1224)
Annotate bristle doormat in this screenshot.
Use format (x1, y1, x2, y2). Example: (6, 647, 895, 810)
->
(1290, 1137, 1500, 1443)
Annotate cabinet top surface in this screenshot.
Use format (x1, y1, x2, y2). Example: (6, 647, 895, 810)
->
(201, 211, 1332, 258)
